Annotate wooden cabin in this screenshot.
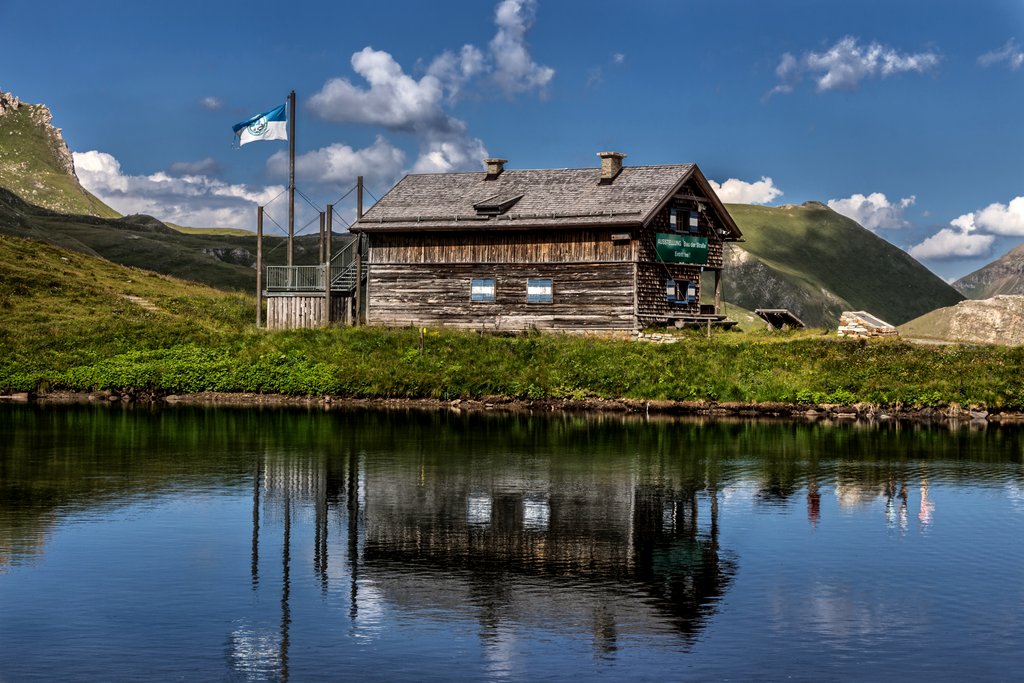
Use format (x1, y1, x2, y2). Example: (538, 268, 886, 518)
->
(350, 152, 743, 332)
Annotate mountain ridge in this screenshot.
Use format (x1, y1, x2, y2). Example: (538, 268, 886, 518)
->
(0, 89, 118, 218)
(722, 202, 964, 327)
(953, 243, 1024, 299)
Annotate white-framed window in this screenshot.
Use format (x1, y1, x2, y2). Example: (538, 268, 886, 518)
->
(471, 278, 496, 302)
(527, 278, 553, 303)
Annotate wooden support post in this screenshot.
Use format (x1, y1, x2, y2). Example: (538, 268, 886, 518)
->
(355, 175, 364, 326)
(325, 204, 333, 325)
(714, 269, 722, 314)
(256, 205, 264, 328)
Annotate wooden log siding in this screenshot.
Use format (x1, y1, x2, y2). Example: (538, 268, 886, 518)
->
(369, 229, 633, 265)
(367, 262, 636, 330)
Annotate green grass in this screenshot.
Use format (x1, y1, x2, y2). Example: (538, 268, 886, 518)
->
(168, 223, 255, 237)
(2, 235, 1023, 411)
(725, 202, 964, 327)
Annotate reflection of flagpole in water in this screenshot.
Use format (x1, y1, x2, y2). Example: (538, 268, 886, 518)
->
(314, 457, 328, 594)
(710, 484, 719, 549)
(280, 488, 291, 683)
(900, 478, 909, 532)
(252, 456, 261, 590)
(348, 448, 360, 622)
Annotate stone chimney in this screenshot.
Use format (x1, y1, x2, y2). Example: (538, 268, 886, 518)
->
(484, 158, 507, 180)
(597, 151, 626, 184)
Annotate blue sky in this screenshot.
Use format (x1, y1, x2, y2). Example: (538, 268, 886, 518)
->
(2, 0, 1022, 279)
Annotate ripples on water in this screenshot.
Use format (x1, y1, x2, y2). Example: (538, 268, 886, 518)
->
(1, 405, 1023, 681)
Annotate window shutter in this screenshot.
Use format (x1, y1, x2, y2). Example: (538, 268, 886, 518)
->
(689, 211, 700, 234)
(686, 281, 697, 304)
(665, 279, 677, 302)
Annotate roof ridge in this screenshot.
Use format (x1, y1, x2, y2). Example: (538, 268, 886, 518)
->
(402, 163, 694, 177)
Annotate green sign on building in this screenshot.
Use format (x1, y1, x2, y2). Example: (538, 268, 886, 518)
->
(655, 233, 709, 265)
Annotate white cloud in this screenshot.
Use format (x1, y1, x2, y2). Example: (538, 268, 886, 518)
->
(309, 47, 450, 131)
(489, 0, 554, 95)
(427, 44, 487, 102)
(909, 195, 1024, 260)
(709, 176, 783, 205)
(74, 150, 283, 229)
(410, 132, 489, 174)
(768, 53, 802, 97)
(308, 0, 553, 174)
(612, 52, 625, 65)
(971, 197, 1024, 235)
(267, 136, 406, 189)
(199, 96, 223, 111)
(168, 158, 221, 176)
(979, 39, 1024, 70)
(768, 37, 940, 96)
(909, 229, 994, 260)
(827, 192, 915, 231)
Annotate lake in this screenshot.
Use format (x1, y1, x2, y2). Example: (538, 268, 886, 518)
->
(1, 404, 1023, 681)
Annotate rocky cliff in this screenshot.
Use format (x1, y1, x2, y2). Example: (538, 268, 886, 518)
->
(899, 295, 1024, 345)
(0, 88, 117, 217)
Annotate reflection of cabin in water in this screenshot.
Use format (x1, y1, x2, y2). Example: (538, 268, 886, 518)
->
(350, 152, 743, 331)
(255, 440, 735, 647)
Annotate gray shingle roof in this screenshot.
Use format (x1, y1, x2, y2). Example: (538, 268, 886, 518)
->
(353, 164, 702, 232)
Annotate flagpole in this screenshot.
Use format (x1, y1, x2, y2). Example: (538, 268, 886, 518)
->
(287, 90, 296, 269)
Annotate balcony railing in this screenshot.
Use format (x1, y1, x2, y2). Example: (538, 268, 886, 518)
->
(264, 236, 362, 293)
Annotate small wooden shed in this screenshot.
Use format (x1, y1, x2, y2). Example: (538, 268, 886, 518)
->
(350, 153, 743, 332)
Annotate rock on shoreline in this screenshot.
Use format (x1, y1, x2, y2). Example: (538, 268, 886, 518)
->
(1, 390, 1017, 424)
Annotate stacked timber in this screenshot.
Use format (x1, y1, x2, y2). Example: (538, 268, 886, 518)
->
(837, 311, 898, 338)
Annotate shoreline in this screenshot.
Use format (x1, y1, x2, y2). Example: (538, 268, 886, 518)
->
(2, 390, 1019, 424)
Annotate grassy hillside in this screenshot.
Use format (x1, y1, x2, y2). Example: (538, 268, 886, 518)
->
(954, 243, 1024, 299)
(0, 234, 254, 385)
(4, 233, 1024, 411)
(0, 96, 118, 218)
(0, 187, 331, 291)
(725, 202, 964, 327)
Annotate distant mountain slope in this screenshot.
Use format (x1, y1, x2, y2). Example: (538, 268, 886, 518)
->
(0, 90, 118, 218)
(0, 186, 328, 292)
(723, 202, 964, 327)
(953, 243, 1024, 299)
(899, 295, 1024, 345)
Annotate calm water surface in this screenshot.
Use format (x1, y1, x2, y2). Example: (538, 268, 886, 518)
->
(2, 405, 1024, 681)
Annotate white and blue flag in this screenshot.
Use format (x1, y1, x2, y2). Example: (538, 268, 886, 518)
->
(232, 103, 288, 146)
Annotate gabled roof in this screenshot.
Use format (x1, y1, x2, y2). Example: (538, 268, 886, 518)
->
(351, 163, 742, 239)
